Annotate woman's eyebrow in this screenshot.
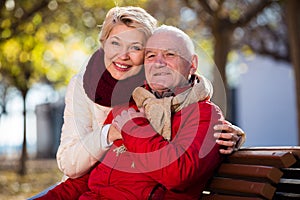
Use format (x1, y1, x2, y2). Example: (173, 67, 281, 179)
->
(110, 35, 121, 40)
(130, 41, 143, 45)
(110, 35, 144, 45)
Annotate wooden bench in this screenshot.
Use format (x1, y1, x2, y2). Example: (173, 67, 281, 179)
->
(201, 146, 300, 200)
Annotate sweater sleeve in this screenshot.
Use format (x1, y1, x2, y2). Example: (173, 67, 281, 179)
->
(121, 101, 224, 191)
(56, 74, 110, 178)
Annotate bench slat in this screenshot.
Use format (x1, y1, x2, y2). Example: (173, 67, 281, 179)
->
(239, 147, 300, 160)
(227, 151, 296, 168)
(208, 177, 276, 199)
(217, 163, 283, 184)
(201, 193, 264, 200)
(238, 147, 300, 168)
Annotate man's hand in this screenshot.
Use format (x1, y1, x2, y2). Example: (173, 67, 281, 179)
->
(214, 124, 245, 154)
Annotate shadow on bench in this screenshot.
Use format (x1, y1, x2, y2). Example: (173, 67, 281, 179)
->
(201, 146, 300, 200)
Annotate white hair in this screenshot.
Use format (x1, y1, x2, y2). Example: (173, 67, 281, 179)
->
(152, 25, 195, 55)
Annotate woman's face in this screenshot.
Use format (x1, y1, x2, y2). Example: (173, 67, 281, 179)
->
(103, 24, 147, 80)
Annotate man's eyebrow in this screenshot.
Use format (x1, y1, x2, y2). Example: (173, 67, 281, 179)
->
(145, 49, 155, 54)
(145, 48, 178, 54)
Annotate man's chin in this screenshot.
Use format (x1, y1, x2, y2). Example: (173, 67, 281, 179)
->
(149, 83, 170, 92)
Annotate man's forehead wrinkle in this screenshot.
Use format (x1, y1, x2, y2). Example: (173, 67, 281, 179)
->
(145, 48, 178, 52)
(145, 49, 189, 63)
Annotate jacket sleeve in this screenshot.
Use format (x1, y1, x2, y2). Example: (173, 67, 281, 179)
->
(35, 173, 90, 200)
(56, 74, 110, 178)
(121, 101, 224, 191)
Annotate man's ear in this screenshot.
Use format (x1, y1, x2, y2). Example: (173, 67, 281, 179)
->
(190, 55, 198, 75)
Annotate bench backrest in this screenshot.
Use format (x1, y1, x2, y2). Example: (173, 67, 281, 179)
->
(202, 147, 300, 200)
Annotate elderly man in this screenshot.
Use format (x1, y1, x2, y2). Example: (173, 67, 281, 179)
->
(87, 25, 225, 199)
(107, 25, 225, 199)
(37, 25, 239, 200)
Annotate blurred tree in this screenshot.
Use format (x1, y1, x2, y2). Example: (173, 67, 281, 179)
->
(0, 0, 148, 175)
(146, 0, 275, 119)
(0, 80, 8, 116)
(196, 0, 274, 121)
(285, 0, 300, 145)
(0, 0, 74, 176)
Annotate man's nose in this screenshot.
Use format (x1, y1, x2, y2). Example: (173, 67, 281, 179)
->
(154, 52, 167, 67)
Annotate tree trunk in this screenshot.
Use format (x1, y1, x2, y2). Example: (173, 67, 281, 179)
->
(19, 92, 27, 175)
(212, 25, 233, 120)
(285, 0, 300, 145)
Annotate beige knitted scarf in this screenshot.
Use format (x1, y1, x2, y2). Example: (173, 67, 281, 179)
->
(132, 75, 213, 141)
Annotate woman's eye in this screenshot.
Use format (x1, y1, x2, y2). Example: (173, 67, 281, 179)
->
(111, 41, 120, 46)
(131, 45, 142, 51)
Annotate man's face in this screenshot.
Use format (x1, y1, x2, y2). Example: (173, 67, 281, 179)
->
(144, 31, 196, 93)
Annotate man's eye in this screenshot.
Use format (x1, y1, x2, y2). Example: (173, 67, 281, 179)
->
(166, 53, 175, 56)
(146, 54, 155, 59)
(165, 51, 176, 57)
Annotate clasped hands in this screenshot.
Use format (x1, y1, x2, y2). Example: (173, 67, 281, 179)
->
(109, 108, 244, 154)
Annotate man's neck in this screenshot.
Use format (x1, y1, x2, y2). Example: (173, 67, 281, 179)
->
(152, 89, 174, 98)
(152, 84, 192, 99)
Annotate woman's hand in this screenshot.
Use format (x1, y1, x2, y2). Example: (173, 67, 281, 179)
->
(107, 125, 123, 143)
(214, 123, 246, 154)
(112, 108, 145, 132)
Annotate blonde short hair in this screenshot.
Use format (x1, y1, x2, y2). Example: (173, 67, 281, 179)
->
(99, 6, 157, 45)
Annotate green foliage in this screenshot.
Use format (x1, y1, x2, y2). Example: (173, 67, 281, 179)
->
(0, 0, 149, 94)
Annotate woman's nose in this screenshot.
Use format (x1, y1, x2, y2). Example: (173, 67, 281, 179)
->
(119, 49, 130, 60)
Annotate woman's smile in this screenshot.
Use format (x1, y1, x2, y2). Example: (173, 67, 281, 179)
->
(114, 62, 132, 71)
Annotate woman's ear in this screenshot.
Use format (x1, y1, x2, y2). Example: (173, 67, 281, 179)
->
(190, 54, 198, 75)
